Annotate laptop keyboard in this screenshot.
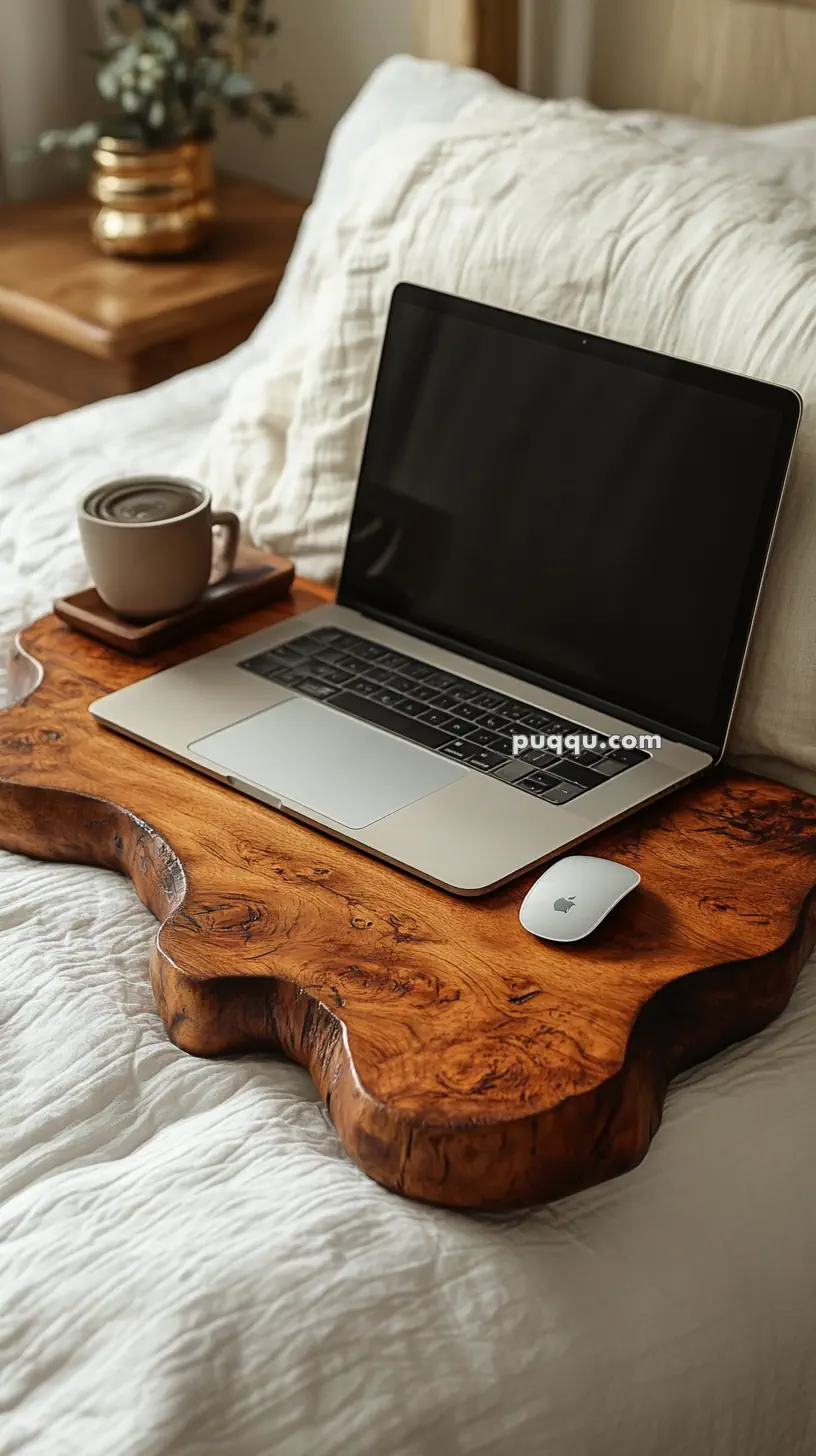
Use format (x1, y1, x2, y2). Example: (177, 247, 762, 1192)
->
(239, 627, 649, 806)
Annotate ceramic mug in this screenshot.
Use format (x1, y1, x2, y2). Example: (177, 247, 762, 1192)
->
(78, 476, 240, 621)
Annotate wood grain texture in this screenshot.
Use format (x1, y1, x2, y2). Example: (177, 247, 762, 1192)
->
(2, 593, 816, 1209)
(412, 0, 475, 70)
(0, 176, 306, 430)
(0, 362, 102, 435)
(591, 0, 816, 123)
(412, 0, 519, 86)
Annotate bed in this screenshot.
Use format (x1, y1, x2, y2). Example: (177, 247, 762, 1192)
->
(2, 7, 816, 1454)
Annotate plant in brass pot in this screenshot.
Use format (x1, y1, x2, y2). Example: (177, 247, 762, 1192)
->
(29, 0, 297, 257)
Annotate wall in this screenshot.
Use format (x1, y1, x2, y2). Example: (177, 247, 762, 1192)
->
(0, 0, 102, 202)
(215, 0, 413, 199)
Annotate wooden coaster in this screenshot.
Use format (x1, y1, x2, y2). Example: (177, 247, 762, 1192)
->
(3, 584, 816, 1210)
(54, 544, 294, 656)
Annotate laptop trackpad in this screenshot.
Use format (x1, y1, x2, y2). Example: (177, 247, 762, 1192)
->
(190, 697, 466, 830)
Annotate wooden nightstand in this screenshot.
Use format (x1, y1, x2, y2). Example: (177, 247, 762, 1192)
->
(0, 176, 307, 433)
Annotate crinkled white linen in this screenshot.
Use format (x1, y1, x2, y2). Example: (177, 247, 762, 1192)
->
(2, 63, 816, 1454)
(1, 842, 815, 1456)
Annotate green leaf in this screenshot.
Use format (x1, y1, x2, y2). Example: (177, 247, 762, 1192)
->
(145, 26, 178, 60)
(221, 71, 256, 98)
(25, 120, 103, 157)
(97, 66, 120, 100)
(36, 131, 64, 154)
(119, 39, 142, 68)
(262, 85, 299, 118)
(70, 121, 104, 149)
(202, 56, 229, 84)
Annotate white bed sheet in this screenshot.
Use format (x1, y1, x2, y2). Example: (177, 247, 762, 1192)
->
(1, 59, 816, 1456)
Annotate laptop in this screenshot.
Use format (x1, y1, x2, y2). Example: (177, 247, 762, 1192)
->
(91, 284, 802, 895)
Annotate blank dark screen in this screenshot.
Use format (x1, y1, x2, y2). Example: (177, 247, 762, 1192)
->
(340, 290, 794, 746)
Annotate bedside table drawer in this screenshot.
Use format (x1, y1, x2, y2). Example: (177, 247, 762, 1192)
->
(127, 303, 268, 391)
(0, 317, 131, 431)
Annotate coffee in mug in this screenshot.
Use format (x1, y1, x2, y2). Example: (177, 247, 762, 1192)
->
(78, 476, 240, 621)
(83, 478, 204, 525)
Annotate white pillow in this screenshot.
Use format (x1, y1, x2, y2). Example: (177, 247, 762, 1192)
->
(252, 57, 503, 350)
(611, 109, 816, 197)
(254, 56, 816, 353)
(199, 89, 816, 776)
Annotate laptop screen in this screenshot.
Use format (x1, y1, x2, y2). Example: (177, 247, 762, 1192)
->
(338, 284, 800, 751)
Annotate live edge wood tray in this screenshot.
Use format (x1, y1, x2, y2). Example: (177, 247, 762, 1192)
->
(3, 581, 816, 1210)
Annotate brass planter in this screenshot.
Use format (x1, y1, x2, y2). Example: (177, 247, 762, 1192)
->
(89, 137, 215, 259)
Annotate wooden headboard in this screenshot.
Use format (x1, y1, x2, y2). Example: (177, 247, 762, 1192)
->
(412, 1, 520, 89)
(412, 0, 816, 125)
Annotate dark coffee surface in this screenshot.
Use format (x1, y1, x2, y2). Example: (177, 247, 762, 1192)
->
(84, 481, 203, 524)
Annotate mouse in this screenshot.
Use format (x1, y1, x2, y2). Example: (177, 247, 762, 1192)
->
(519, 855, 641, 943)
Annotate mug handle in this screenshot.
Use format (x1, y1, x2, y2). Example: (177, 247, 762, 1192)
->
(210, 510, 240, 585)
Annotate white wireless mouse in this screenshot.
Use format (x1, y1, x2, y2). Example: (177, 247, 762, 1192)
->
(519, 855, 641, 943)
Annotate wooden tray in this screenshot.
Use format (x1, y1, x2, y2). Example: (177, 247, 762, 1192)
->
(3, 583, 816, 1210)
(54, 544, 294, 655)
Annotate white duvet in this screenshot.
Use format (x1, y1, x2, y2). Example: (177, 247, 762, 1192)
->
(1, 60, 816, 1456)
